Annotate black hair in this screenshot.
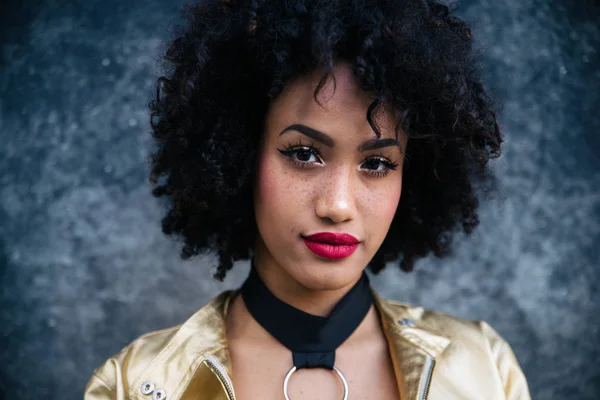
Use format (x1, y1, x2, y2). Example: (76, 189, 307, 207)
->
(148, 0, 502, 280)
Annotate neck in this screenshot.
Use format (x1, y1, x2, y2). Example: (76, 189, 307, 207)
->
(253, 240, 362, 317)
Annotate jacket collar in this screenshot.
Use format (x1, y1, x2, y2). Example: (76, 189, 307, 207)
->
(371, 290, 451, 399)
(130, 289, 451, 400)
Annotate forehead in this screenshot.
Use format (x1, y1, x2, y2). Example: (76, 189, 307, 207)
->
(266, 63, 397, 139)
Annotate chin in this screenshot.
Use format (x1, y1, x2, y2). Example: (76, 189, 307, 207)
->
(290, 260, 364, 292)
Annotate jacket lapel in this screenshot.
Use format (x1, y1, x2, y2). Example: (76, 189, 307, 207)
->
(130, 291, 236, 400)
(373, 291, 451, 400)
(178, 354, 234, 400)
(135, 289, 452, 400)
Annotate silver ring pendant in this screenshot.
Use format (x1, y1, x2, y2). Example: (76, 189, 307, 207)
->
(283, 365, 349, 400)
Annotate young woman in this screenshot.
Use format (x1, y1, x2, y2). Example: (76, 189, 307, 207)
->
(85, 0, 531, 399)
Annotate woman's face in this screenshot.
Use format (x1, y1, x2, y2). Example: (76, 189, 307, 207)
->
(253, 62, 407, 295)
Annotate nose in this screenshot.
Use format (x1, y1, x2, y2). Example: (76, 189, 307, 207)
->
(315, 166, 356, 224)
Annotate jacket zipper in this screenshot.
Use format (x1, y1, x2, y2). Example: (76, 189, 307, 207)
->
(204, 355, 236, 400)
(418, 355, 435, 400)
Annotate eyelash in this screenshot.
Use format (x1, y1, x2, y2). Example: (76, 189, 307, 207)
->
(277, 141, 399, 177)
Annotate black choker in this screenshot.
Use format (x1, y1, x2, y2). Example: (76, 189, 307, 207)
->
(240, 258, 373, 399)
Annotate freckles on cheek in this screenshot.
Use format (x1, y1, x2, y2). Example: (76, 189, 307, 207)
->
(257, 154, 293, 208)
(376, 183, 402, 223)
(257, 158, 316, 221)
(257, 156, 276, 204)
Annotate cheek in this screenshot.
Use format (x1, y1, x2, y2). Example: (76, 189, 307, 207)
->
(385, 182, 402, 219)
(367, 179, 402, 227)
(254, 152, 297, 219)
(255, 153, 277, 213)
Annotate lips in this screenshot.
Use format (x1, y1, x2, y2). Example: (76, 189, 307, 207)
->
(303, 232, 360, 245)
(302, 232, 360, 259)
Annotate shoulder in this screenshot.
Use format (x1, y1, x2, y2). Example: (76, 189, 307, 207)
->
(84, 290, 234, 398)
(378, 296, 509, 348)
(85, 324, 182, 395)
(377, 296, 531, 399)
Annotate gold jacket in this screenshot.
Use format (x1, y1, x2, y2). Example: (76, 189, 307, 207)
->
(85, 289, 531, 400)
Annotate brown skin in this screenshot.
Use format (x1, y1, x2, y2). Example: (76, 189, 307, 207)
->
(226, 297, 400, 399)
(226, 62, 406, 399)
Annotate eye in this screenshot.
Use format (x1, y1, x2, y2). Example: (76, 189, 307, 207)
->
(360, 156, 398, 177)
(277, 144, 323, 168)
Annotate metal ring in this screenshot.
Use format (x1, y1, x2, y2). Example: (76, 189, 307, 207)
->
(283, 365, 349, 400)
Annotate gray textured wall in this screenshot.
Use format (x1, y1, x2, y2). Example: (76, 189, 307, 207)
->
(0, 0, 598, 399)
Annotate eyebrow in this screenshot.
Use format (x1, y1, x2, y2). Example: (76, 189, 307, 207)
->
(279, 124, 402, 152)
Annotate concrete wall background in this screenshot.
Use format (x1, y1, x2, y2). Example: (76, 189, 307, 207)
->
(0, 0, 598, 398)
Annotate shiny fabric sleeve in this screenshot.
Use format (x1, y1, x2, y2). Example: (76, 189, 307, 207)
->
(83, 323, 183, 400)
(481, 321, 532, 400)
(84, 357, 126, 400)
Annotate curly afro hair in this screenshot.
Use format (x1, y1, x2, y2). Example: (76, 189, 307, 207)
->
(148, 0, 503, 280)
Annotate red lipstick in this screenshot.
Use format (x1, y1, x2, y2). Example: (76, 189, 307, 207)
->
(302, 232, 360, 259)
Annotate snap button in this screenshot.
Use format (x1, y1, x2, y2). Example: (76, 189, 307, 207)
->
(141, 381, 155, 395)
(153, 389, 166, 400)
(398, 318, 416, 327)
